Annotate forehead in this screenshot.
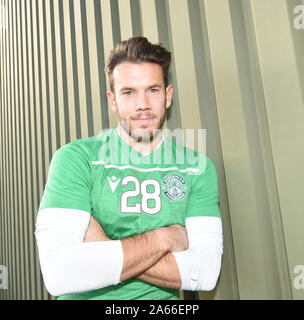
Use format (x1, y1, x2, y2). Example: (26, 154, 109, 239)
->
(112, 62, 164, 89)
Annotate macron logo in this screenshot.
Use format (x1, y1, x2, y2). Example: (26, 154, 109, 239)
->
(107, 176, 121, 192)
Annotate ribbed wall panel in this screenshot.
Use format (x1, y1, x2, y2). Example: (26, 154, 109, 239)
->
(1, 0, 304, 300)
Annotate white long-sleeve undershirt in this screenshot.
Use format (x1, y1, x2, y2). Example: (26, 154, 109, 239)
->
(35, 208, 223, 296)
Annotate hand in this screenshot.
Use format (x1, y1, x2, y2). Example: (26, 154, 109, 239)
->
(160, 224, 189, 252)
(84, 216, 110, 242)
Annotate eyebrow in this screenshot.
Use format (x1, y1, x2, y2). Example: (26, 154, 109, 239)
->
(119, 87, 133, 93)
(119, 84, 163, 93)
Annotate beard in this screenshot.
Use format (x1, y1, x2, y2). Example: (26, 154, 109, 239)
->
(118, 101, 167, 144)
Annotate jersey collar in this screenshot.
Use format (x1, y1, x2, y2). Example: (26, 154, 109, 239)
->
(115, 127, 165, 157)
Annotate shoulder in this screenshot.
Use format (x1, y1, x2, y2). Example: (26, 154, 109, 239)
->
(52, 129, 115, 163)
(163, 135, 215, 176)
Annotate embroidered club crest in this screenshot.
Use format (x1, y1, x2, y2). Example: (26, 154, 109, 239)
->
(161, 174, 187, 202)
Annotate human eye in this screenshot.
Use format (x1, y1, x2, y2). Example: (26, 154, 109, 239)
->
(149, 87, 160, 94)
(122, 90, 133, 96)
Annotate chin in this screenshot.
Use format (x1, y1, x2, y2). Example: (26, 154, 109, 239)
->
(121, 119, 165, 139)
(130, 127, 161, 143)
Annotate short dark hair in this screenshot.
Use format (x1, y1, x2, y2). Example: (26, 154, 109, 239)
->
(105, 36, 171, 92)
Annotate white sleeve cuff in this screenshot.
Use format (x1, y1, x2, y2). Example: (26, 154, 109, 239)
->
(172, 216, 223, 291)
(172, 250, 201, 291)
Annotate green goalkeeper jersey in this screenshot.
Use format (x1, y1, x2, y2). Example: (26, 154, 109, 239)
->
(39, 128, 221, 300)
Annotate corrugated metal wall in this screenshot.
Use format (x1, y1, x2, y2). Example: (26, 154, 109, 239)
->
(1, 0, 304, 300)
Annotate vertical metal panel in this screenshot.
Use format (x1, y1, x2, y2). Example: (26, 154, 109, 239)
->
(1, 0, 6, 300)
(188, 0, 239, 300)
(53, 0, 67, 146)
(31, 0, 47, 300)
(27, 0, 40, 299)
(6, 0, 11, 299)
(62, 0, 77, 142)
(22, 0, 32, 298)
(155, 0, 182, 130)
(140, 0, 159, 43)
(168, 0, 201, 131)
(44, 0, 58, 154)
(100, 0, 114, 68)
(205, 0, 270, 299)
(37, 0, 50, 171)
(3, 0, 8, 299)
(251, 0, 304, 300)
(79, 0, 95, 137)
(1, 0, 304, 300)
(229, 0, 291, 299)
(130, 0, 142, 36)
(0, 0, 4, 302)
(93, 0, 109, 132)
(16, 0, 26, 299)
(73, 0, 89, 138)
(11, 0, 19, 299)
(118, 0, 133, 40)
(85, 0, 103, 135)
(1, 0, 8, 299)
(101, 0, 116, 128)
(6, 0, 12, 299)
(12, 0, 20, 300)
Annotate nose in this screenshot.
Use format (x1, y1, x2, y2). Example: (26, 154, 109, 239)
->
(135, 92, 151, 111)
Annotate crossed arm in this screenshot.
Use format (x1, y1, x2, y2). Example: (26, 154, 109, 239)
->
(35, 209, 223, 295)
(84, 215, 188, 289)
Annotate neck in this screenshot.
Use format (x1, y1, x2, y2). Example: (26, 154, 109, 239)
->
(117, 124, 163, 155)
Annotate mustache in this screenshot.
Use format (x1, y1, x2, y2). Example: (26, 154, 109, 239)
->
(131, 113, 156, 120)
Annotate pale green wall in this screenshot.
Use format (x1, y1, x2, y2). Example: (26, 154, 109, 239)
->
(1, 0, 304, 300)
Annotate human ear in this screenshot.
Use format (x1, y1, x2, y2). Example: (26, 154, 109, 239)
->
(107, 91, 117, 113)
(165, 85, 173, 109)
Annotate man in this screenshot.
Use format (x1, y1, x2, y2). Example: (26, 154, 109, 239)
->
(35, 37, 223, 300)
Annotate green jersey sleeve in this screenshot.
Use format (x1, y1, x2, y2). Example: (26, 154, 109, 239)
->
(38, 142, 92, 213)
(186, 156, 221, 218)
